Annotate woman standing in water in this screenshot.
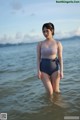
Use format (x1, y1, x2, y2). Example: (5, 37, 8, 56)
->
(37, 22, 63, 98)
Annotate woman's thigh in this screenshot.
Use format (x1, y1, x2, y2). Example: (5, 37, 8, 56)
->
(41, 72, 53, 96)
(51, 70, 60, 92)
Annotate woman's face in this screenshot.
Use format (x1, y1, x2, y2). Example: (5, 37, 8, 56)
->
(43, 27, 52, 39)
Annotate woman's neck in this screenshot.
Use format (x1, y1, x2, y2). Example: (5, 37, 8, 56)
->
(46, 37, 55, 42)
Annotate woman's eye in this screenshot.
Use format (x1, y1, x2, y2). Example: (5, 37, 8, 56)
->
(43, 30, 48, 33)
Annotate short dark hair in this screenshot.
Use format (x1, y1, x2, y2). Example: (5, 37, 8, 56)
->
(42, 22, 55, 35)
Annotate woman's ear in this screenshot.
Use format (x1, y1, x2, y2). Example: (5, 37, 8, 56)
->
(52, 29, 54, 35)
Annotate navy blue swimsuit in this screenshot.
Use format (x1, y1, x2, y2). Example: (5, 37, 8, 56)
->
(40, 57, 59, 76)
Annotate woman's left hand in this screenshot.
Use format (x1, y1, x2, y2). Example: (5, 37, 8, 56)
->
(60, 71, 64, 79)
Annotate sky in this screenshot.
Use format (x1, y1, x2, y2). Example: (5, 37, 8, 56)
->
(0, 0, 80, 43)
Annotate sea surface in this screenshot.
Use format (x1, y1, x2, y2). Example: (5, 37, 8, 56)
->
(0, 38, 80, 120)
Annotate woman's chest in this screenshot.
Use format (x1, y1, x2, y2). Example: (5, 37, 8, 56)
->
(41, 43, 57, 55)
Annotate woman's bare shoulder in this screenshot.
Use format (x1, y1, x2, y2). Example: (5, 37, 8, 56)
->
(37, 40, 45, 47)
(56, 40, 63, 48)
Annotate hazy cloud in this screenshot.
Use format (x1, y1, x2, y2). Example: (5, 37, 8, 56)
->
(0, 28, 80, 44)
(15, 32, 22, 39)
(0, 32, 42, 44)
(0, 34, 14, 44)
(23, 33, 42, 43)
(71, 27, 80, 36)
(30, 13, 36, 17)
(55, 27, 80, 39)
(11, 0, 22, 11)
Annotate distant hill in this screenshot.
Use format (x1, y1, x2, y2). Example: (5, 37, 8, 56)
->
(59, 35, 80, 41)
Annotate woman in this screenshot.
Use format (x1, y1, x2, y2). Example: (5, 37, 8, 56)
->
(37, 22, 63, 98)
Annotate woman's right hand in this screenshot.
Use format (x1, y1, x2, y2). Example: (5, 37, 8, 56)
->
(37, 70, 42, 79)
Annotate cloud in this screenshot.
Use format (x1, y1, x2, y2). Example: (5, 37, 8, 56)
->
(71, 27, 80, 36)
(23, 33, 42, 43)
(0, 34, 14, 44)
(55, 27, 80, 39)
(15, 32, 22, 39)
(0, 27, 80, 44)
(10, 1, 27, 15)
(0, 32, 42, 44)
(30, 13, 36, 17)
(10, 0, 22, 11)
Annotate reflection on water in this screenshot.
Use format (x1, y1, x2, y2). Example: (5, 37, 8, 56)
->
(52, 93, 69, 108)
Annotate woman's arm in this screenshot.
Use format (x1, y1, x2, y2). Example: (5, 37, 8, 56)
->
(37, 42, 42, 79)
(57, 41, 63, 78)
(37, 42, 41, 71)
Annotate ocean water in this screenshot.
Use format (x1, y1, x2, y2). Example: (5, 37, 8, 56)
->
(0, 38, 80, 120)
